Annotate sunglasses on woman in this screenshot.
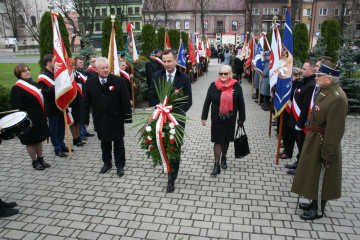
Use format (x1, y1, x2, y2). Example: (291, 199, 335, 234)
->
(219, 72, 229, 76)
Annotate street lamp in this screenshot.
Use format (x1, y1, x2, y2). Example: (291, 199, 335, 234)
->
(48, 0, 55, 11)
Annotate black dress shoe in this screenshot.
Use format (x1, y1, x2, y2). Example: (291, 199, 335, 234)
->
(80, 135, 87, 141)
(299, 201, 315, 211)
(84, 133, 95, 137)
(0, 205, 19, 218)
(100, 165, 112, 173)
(300, 208, 323, 220)
(117, 168, 124, 177)
(37, 157, 51, 168)
(285, 162, 298, 169)
(166, 181, 175, 193)
(0, 199, 17, 208)
(287, 169, 296, 175)
(61, 147, 72, 152)
(32, 160, 45, 170)
(55, 151, 67, 158)
(221, 156, 227, 169)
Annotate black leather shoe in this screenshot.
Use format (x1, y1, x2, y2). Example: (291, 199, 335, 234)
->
(32, 160, 45, 170)
(166, 181, 175, 193)
(80, 135, 87, 141)
(117, 168, 124, 177)
(61, 147, 73, 152)
(55, 151, 67, 158)
(0, 199, 17, 208)
(300, 208, 323, 220)
(84, 133, 95, 137)
(100, 165, 112, 173)
(37, 157, 51, 168)
(287, 169, 296, 175)
(299, 201, 316, 211)
(0, 205, 19, 218)
(285, 162, 297, 169)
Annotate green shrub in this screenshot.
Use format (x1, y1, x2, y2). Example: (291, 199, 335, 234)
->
(157, 27, 165, 50)
(293, 23, 309, 64)
(102, 16, 124, 57)
(141, 24, 157, 58)
(181, 32, 189, 49)
(168, 29, 180, 51)
(0, 85, 11, 111)
(321, 19, 341, 63)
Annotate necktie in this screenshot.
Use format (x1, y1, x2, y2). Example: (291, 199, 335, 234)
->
(167, 74, 172, 84)
(101, 79, 105, 86)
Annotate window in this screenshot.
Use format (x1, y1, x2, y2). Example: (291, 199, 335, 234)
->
(318, 24, 321, 30)
(117, 8, 122, 16)
(102, 8, 107, 16)
(95, 23, 100, 31)
(204, 21, 208, 30)
(217, 21, 223, 33)
(356, 24, 360, 31)
(128, 7, 133, 15)
(271, 8, 279, 15)
(135, 22, 140, 30)
(30, 16, 36, 27)
(252, 23, 259, 30)
(334, 9, 339, 16)
(110, 8, 115, 14)
(306, 23, 310, 30)
(344, 8, 350, 16)
(262, 23, 268, 32)
(232, 20, 237, 30)
(303, 8, 311, 16)
(320, 8, 327, 16)
(96, 9, 100, 16)
(135, 7, 140, 15)
(263, 8, 268, 15)
(283, 8, 287, 15)
(252, 8, 259, 15)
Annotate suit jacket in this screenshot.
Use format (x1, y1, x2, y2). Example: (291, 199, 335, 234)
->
(81, 74, 132, 141)
(145, 59, 157, 87)
(149, 69, 192, 120)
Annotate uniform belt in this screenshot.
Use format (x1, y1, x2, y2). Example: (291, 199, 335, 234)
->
(307, 123, 325, 133)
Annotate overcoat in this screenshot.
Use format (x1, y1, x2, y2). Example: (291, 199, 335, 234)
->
(201, 82, 246, 143)
(81, 74, 132, 141)
(260, 60, 270, 96)
(291, 83, 347, 200)
(11, 78, 50, 145)
(253, 71, 260, 89)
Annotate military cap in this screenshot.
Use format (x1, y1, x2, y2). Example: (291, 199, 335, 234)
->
(315, 60, 342, 77)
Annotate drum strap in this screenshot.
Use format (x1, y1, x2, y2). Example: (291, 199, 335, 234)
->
(15, 80, 45, 113)
(37, 74, 55, 87)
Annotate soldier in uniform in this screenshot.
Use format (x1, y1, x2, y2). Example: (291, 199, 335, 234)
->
(145, 51, 157, 88)
(291, 60, 348, 220)
(154, 48, 164, 71)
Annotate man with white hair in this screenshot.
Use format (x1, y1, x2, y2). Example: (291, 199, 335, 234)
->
(291, 60, 348, 220)
(81, 57, 132, 177)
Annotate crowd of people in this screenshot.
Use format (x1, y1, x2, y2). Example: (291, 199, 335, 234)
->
(0, 45, 348, 224)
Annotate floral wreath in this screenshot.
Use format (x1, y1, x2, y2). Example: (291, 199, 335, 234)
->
(133, 78, 189, 174)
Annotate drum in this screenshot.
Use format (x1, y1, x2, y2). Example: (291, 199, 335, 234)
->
(0, 111, 33, 140)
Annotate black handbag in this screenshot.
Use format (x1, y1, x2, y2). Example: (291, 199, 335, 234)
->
(234, 125, 250, 158)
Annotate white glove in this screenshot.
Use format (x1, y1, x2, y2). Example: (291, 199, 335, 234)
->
(295, 125, 302, 131)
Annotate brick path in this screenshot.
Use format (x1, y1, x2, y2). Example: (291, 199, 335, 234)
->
(1, 61, 359, 239)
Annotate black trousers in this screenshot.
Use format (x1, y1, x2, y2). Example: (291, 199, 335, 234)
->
(295, 131, 306, 163)
(169, 147, 181, 183)
(101, 138, 125, 169)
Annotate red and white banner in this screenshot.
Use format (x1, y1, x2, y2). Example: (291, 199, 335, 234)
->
(164, 32, 171, 50)
(52, 12, 77, 112)
(108, 19, 120, 76)
(269, 27, 280, 90)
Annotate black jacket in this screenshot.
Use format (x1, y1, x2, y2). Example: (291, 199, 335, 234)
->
(288, 75, 316, 129)
(145, 59, 158, 87)
(81, 74, 132, 141)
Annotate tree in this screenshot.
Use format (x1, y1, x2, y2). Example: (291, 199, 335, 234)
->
(141, 24, 157, 57)
(290, 0, 301, 27)
(157, 27, 166, 50)
(101, 16, 124, 57)
(38, 12, 71, 69)
(56, 0, 98, 51)
(196, 0, 210, 40)
(337, 22, 360, 113)
(293, 23, 309, 64)
(181, 31, 189, 49)
(143, 0, 162, 26)
(168, 29, 180, 51)
(309, 35, 327, 62)
(321, 19, 341, 63)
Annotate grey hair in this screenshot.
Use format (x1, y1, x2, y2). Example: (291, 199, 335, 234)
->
(325, 75, 339, 83)
(95, 57, 109, 68)
(219, 65, 232, 74)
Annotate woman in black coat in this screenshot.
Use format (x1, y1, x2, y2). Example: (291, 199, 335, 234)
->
(201, 65, 246, 177)
(11, 64, 51, 170)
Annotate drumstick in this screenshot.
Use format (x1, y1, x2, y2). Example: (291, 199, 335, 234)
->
(0, 109, 19, 115)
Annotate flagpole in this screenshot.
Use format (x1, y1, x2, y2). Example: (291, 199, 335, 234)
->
(63, 111, 72, 159)
(258, 76, 262, 105)
(276, 112, 284, 165)
(268, 95, 274, 137)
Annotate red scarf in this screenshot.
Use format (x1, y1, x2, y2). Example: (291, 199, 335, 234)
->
(215, 78, 238, 118)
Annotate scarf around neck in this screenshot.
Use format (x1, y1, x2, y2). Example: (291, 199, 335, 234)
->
(215, 78, 238, 118)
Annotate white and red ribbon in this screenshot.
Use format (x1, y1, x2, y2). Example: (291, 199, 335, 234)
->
(15, 79, 45, 113)
(150, 96, 179, 173)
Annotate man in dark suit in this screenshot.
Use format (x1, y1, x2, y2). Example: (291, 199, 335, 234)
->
(145, 51, 157, 88)
(149, 49, 192, 193)
(81, 57, 132, 177)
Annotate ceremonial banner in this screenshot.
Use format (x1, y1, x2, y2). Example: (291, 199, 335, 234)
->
(125, 22, 139, 74)
(252, 33, 265, 76)
(52, 12, 77, 111)
(177, 38, 186, 69)
(108, 16, 120, 75)
(244, 36, 254, 68)
(273, 8, 293, 118)
(206, 39, 211, 58)
(188, 36, 195, 64)
(164, 32, 171, 50)
(269, 27, 280, 90)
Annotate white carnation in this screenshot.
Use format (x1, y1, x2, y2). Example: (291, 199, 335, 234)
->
(170, 129, 176, 135)
(146, 126, 152, 132)
(170, 135, 174, 140)
(169, 123, 175, 129)
(147, 136, 152, 141)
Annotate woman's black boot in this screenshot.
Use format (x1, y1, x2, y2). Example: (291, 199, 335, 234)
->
(37, 157, 50, 168)
(32, 160, 45, 170)
(211, 162, 220, 177)
(221, 156, 227, 169)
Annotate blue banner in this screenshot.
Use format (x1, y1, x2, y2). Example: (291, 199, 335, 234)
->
(177, 39, 186, 69)
(274, 8, 293, 117)
(253, 43, 264, 76)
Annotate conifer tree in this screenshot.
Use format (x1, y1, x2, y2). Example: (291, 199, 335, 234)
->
(102, 16, 124, 57)
(321, 19, 341, 63)
(168, 29, 180, 50)
(157, 27, 165, 50)
(293, 23, 309, 64)
(141, 24, 157, 58)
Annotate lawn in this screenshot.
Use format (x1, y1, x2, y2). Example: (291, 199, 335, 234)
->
(0, 63, 42, 89)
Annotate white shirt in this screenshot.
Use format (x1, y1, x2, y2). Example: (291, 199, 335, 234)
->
(166, 69, 176, 84)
